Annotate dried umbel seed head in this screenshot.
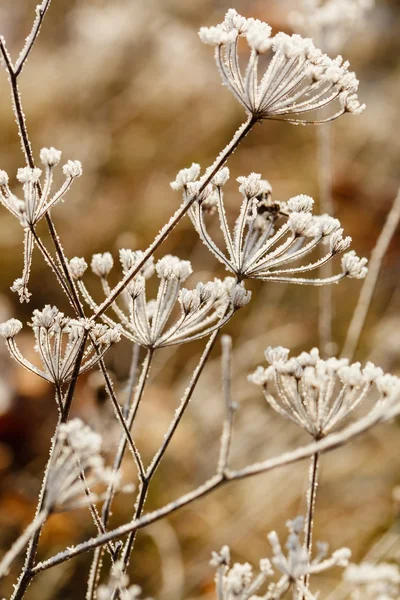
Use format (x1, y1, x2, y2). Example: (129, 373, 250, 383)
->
(341, 250, 369, 278)
(69, 257, 88, 279)
(185, 171, 366, 286)
(0, 152, 84, 303)
(119, 249, 155, 279)
(170, 163, 201, 191)
(31, 305, 61, 329)
(0, 319, 23, 339)
(17, 167, 42, 184)
(62, 159, 83, 178)
(40, 147, 62, 167)
(91, 252, 114, 278)
(237, 173, 271, 199)
(287, 195, 314, 213)
(199, 9, 364, 124)
(249, 346, 398, 439)
(155, 255, 192, 281)
(212, 167, 230, 188)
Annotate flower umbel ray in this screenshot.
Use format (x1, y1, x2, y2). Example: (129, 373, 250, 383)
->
(199, 9, 365, 125)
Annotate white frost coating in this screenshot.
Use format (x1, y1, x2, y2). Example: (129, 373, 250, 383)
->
(40, 147, 62, 167)
(0, 319, 23, 339)
(69, 256, 88, 279)
(62, 159, 83, 178)
(341, 250, 368, 278)
(91, 252, 114, 277)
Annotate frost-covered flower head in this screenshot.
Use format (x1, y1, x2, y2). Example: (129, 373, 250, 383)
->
(268, 517, 350, 595)
(0, 307, 120, 388)
(45, 419, 124, 512)
(344, 561, 400, 600)
(0, 149, 82, 302)
(210, 517, 350, 599)
(0, 150, 81, 229)
(249, 346, 400, 439)
(199, 9, 365, 124)
(290, 0, 375, 53)
(97, 561, 152, 600)
(210, 545, 273, 600)
(78, 250, 250, 348)
(185, 169, 366, 285)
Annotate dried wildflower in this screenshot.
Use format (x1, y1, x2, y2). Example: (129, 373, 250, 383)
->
(268, 517, 350, 596)
(0, 318, 23, 339)
(211, 545, 273, 600)
(69, 256, 88, 279)
(199, 9, 364, 125)
(170, 162, 201, 191)
(211, 517, 349, 599)
(0, 306, 120, 387)
(97, 561, 152, 600)
(80, 251, 248, 348)
(344, 561, 400, 600)
(91, 252, 114, 277)
(186, 171, 364, 285)
(0, 150, 82, 302)
(249, 346, 400, 439)
(45, 419, 121, 512)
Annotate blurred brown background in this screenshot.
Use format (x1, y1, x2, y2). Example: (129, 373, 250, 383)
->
(0, 0, 399, 598)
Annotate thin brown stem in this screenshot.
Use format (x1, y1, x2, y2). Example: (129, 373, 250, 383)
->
(86, 349, 154, 600)
(342, 187, 400, 361)
(302, 452, 320, 599)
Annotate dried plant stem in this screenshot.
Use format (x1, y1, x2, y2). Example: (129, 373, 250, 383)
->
(0, 511, 48, 580)
(116, 326, 223, 589)
(93, 116, 257, 319)
(342, 187, 400, 361)
(218, 335, 236, 474)
(30, 403, 393, 576)
(301, 452, 320, 599)
(86, 349, 154, 600)
(11, 334, 88, 600)
(317, 125, 334, 358)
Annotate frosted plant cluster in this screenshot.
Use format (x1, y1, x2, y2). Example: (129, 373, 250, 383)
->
(0, 4, 399, 600)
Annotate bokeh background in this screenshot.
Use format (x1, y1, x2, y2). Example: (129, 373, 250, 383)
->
(0, 0, 399, 598)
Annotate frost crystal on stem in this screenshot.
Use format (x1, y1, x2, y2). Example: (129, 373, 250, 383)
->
(183, 170, 366, 285)
(199, 9, 365, 124)
(249, 346, 400, 439)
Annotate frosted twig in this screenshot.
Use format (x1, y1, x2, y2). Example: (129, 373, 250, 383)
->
(31, 396, 399, 574)
(302, 452, 320, 599)
(317, 124, 334, 357)
(0, 511, 48, 580)
(86, 349, 154, 600)
(217, 335, 237, 474)
(342, 187, 400, 360)
(14, 0, 52, 76)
